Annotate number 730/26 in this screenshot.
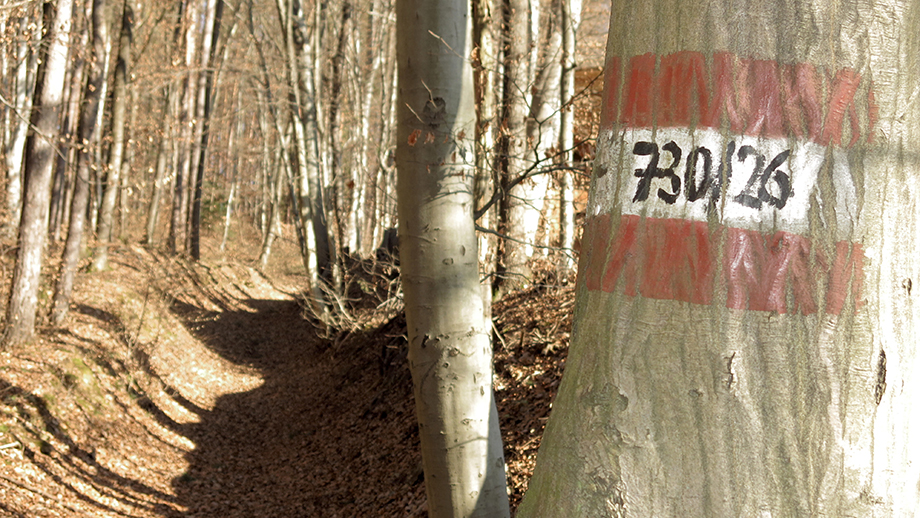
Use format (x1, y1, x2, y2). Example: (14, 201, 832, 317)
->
(630, 139, 793, 211)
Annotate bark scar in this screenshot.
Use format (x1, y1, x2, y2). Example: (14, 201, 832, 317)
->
(723, 352, 736, 391)
(875, 349, 887, 405)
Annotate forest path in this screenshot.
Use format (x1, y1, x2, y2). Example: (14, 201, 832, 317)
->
(0, 247, 424, 517)
(136, 250, 426, 517)
(0, 245, 571, 517)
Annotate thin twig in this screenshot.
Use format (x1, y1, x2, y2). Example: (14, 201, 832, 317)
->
(474, 224, 577, 259)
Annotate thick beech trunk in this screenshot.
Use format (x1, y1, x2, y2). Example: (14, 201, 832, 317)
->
(396, 0, 510, 516)
(3, 0, 74, 346)
(519, 1, 920, 516)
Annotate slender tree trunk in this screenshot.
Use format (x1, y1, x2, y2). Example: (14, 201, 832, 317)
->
(51, 0, 109, 324)
(519, 1, 920, 516)
(473, 0, 500, 292)
(519, 0, 560, 254)
(189, 0, 224, 261)
(169, 0, 200, 255)
(49, 56, 79, 243)
(144, 87, 172, 245)
(556, 0, 578, 273)
(495, 0, 532, 296)
(88, 23, 113, 235)
(220, 84, 244, 254)
(396, 0, 510, 516)
(146, 2, 185, 247)
(258, 149, 283, 271)
(92, 0, 132, 271)
(3, 0, 74, 346)
(277, 0, 332, 307)
(2, 15, 38, 241)
(117, 77, 138, 242)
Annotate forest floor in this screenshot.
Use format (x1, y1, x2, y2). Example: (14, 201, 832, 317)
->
(0, 232, 574, 517)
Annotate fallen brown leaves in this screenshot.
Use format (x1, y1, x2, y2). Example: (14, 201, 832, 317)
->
(0, 241, 573, 517)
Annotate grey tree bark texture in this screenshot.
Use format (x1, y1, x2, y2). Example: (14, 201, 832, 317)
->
(52, 0, 109, 324)
(2, 15, 38, 242)
(518, 0, 920, 516)
(395, 0, 511, 516)
(92, 0, 132, 271)
(3, 0, 74, 346)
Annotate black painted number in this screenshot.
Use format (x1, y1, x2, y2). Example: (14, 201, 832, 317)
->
(631, 140, 793, 210)
(632, 141, 682, 204)
(732, 147, 792, 209)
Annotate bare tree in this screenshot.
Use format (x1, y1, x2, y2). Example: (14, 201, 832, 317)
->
(494, 0, 532, 296)
(396, 0, 510, 515)
(2, 11, 40, 241)
(3, 0, 75, 346)
(52, 0, 110, 324)
(92, 0, 132, 271)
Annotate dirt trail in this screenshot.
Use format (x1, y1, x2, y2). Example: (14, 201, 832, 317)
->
(1, 248, 424, 517)
(0, 245, 571, 517)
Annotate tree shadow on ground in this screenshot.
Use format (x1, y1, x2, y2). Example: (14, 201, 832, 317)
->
(165, 297, 423, 517)
(0, 377, 180, 516)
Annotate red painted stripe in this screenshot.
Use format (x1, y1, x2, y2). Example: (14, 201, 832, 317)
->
(600, 51, 876, 147)
(583, 215, 863, 315)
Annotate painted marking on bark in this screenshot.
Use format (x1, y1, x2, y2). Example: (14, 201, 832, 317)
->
(587, 51, 871, 315)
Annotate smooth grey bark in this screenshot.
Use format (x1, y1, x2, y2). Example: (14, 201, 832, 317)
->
(2, 15, 39, 241)
(396, 0, 510, 516)
(92, 0, 132, 271)
(495, 0, 533, 296)
(52, 0, 109, 324)
(276, 0, 332, 308)
(518, 0, 920, 516)
(3, 0, 74, 346)
(556, 0, 578, 272)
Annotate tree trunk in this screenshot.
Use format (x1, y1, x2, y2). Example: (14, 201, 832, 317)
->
(92, 0, 132, 271)
(278, 0, 333, 305)
(2, 14, 39, 241)
(52, 0, 109, 325)
(146, 1, 185, 247)
(396, 0, 510, 516)
(189, 0, 224, 261)
(117, 76, 138, 242)
(49, 54, 80, 243)
(518, 1, 920, 516)
(169, 0, 200, 255)
(556, 0, 579, 273)
(495, 0, 532, 296)
(3, 0, 74, 346)
(473, 0, 500, 295)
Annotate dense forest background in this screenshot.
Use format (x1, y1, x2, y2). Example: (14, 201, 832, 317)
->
(0, 0, 608, 346)
(0, 0, 609, 515)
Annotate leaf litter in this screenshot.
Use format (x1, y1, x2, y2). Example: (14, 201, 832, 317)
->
(0, 242, 572, 517)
